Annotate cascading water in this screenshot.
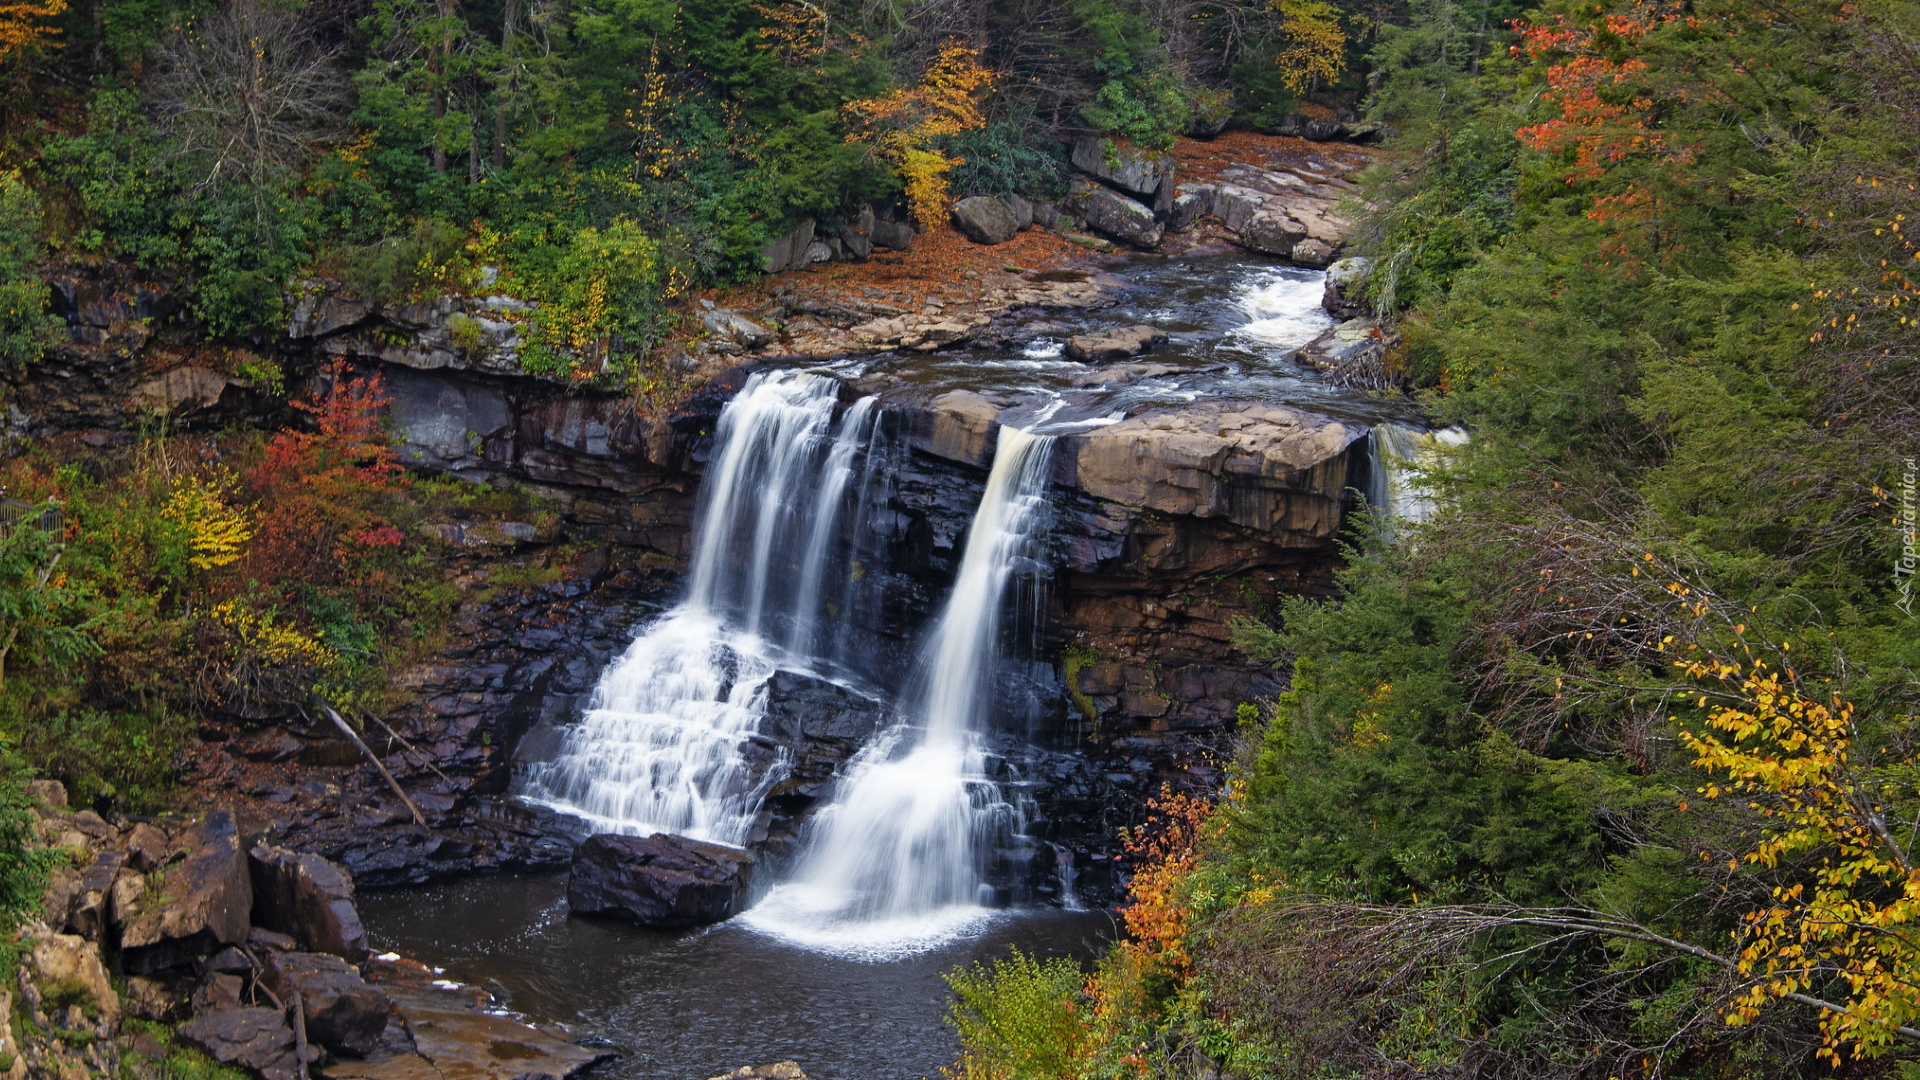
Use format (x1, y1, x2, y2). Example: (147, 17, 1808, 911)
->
(1368, 422, 1470, 524)
(517, 372, 881, 845)
(744, 426, 1057, 957)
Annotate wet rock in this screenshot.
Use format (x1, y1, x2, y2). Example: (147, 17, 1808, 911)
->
(951, 197, 1021, 245)
(122, 810, 253, 974)
(1066, 361, 1207, 388)
(249, 844, 371, 960)
(1066, 179, 1163, 250)
(179, 1007, 306, 1080)
(1295, 318, 1393, 389)
(916, 389, 1001, 466)
(1290, 237, 1337, 268)
(709, 1064, 809, 1080)
(1066, 325, 1168, 363)
(260, 951, 391, 1058)
(1069, 138, 1176, 202)
(1322, 256, 1373, 318)
(567, 833, 755, 928)
(1240, 212, 1307, 257)
(322, 982, 611, 1080)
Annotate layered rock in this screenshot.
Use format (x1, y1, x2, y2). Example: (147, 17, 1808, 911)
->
(1065, 325, 1168, 363)
(567, 832, 757, 927)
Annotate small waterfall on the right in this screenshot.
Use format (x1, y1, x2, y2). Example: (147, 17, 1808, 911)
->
(744, 426, 1057, 957)
(1368, 423, 1469, 523)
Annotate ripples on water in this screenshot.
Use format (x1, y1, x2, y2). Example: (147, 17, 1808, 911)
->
(361, 876, 1116, 1080)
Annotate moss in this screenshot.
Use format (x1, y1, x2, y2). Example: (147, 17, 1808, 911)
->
(1061, 646, 1103, 733)
(37, 975, 99, 1021)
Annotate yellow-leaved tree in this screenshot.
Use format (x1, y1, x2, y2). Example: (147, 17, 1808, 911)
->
(1272, 0, 1345, 95)
(0, 0, 65, 68)
(843, 42, 995, 228)
(1681, 657, 1920, 1064)
(163, 470, 256, 571)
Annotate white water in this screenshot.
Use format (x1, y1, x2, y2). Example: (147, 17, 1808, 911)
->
(744, 426, 1056, 958)
(518, 372, 877, 845)
(1369, 423, 1470, 524)
(1234, 268, 1334, 351)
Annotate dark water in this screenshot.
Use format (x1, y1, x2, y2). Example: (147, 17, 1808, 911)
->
(360, 875, 1117, 1080)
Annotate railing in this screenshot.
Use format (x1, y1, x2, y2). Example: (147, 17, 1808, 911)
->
(0, 499, 65, 540)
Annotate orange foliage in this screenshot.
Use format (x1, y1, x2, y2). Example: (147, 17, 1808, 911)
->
(0, 0, 65, 67)
(244, 362, 406, 587)
(1117, 785, 1219, 974)
(844, 42, 996, 228)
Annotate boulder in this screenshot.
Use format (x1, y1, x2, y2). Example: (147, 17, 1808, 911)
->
(123, 822, 173, 871)
(249, 844, 370, 960)
(1241, 212, 1307, 256)
(25, 932, 120, 1030)
(1294, 318, 1393, 388)
(1031, 201, 1061, 229)
(700, 309, 775, 350)
(1066, 179, 1163, 250)
(760, 670, 890, 795)
(1066, 325, 1169, 363)
(567, 833, 755, 928)
(1290, 237, 1338, 268)
(1006, 194, 1035, 231)
(918, 389, 1001, 467)
(1323, 257, 1373, 319)
(178, 1007, 306, 1080)
(259, 951, 391, 1058)
(289, 289, 377, 339)
(1303, 117, 1349, 141)
(328, 983, 612, 1080)
(950, 197, 1020, 245)
(869, 219, 915, 251)
(25, 779, 66, 809)
(1168, 185, 1212, 232)
(122, 810, 253, 974)
(1066, 361, 1202, 388)
(1069, 138, 1176, 201)
(65, 848, 125, 940)
(709, 1065, 809, 1080)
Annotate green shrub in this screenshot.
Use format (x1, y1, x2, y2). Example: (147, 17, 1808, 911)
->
(945, 948, 1090, 1080)
(0, 171, 56, 369)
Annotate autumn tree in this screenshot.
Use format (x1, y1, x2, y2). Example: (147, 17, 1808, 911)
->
(843, 41, 995, 228)
(0, 0, 63, 69)
(1272, 0, 1344, 95)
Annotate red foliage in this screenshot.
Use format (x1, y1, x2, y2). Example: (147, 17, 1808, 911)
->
(1117, 785, 1218, 974)
(244, 362, 406, 587)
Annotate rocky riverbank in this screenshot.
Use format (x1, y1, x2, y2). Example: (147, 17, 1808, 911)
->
(6, 781, 613, 1080)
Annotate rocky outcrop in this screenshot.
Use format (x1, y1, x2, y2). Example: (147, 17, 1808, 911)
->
(258, 952, 390, 1057)
(1295, 318, 1394, 388)
(180, 1007, 309, 1080)
(750, 671, 891, 860)
(121, 810, 255, 975)
(1066, 179, 1163, 249)
(1066, 325, 1168, 363)
(951, 196, 1023, 244)
(249, 845, 370, 960)
(1070, 138, 1176, 206)
(1177, 161, 1354, 267)
(1323, 256, 1373, 319)
(567, 832, 757, 927)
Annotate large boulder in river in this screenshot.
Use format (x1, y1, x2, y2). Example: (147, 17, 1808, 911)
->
(249, 844, 368, 960)
(258, 951, 390, 1057)
(121, 810, 253, 974)
(568, 833, 755, 928)
(950, 196, 1021, 245)
(1066, 179, 1163, 249)
(1323, 257, 1373, 318)
(1066, 325, 1168, 363)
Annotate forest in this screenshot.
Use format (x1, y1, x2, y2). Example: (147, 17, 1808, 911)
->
(1, 0, 1918, 1074)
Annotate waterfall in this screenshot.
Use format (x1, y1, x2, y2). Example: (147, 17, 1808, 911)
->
(743, 426, 1057, 957)
(1368, 423, 1469, 524)
(517, 372, 880, 845)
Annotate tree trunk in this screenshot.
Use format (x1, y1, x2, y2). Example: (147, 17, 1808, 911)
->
(494, 0, 519, 171)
